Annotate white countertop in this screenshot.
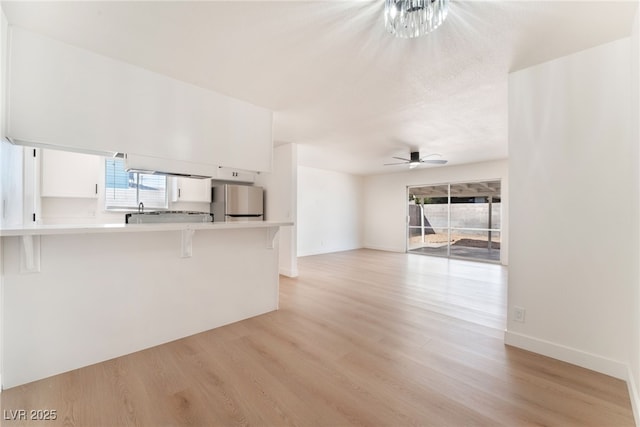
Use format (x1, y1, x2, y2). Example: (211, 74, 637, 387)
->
(0, 221, 294, 237)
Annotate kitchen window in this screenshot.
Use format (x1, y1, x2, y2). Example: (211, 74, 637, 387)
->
(104, 158, 168, 209)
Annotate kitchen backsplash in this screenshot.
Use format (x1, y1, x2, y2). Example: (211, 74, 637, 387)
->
(39, 197, 210, 225)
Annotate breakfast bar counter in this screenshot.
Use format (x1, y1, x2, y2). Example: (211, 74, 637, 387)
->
(0, 221, 292, 389)
(0, 220, 293, 236)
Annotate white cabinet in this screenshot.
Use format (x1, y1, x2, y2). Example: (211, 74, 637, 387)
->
(40, 149, 100, 198)
(7, 27, 273, 174)
(214, 167, 256, 184)
(172, 177, 211, 203)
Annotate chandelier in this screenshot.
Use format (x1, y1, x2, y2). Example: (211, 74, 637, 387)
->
(384, 0, 450, 38)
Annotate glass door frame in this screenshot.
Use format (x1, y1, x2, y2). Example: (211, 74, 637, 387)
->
(406, 179, 502, 263)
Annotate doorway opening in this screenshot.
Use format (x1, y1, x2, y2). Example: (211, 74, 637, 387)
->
(407, 180, 501, 263)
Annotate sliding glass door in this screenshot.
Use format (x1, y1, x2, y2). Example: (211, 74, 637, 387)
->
(407, 180, 501, 263)
(407, 184, 449, 257)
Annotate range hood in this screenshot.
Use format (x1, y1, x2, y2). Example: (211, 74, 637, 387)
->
(123, 153, 216, 179)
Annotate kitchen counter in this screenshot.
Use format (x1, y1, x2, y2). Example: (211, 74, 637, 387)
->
(0, 220, 292, 388)
(0, 220, 293, 236)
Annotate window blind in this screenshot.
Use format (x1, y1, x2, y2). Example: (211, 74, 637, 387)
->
(105, 158, 167, 209)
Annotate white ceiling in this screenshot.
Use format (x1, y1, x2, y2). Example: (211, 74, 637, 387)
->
(2, 1, 638, 175)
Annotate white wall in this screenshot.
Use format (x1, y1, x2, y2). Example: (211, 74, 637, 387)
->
(630, 6, 640, 421)
(297, 165, 363, 257)
(507, 37, 638, 387)
(363, 159, 509, 265)
(0, 8, 18, 228)
(256, 143, 298, 277)
(0, 4, 6, 145)
(0, 2, 7, 392)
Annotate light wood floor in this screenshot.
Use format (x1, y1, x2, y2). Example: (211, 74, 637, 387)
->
(1, 249, 634, 426)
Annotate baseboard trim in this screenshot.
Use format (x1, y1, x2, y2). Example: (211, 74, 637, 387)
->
(504, 330, 628, 380)
(279, 267, 298, 278)
(626, 366, 640, 426)
(298, 247, 363, 258)
(363, 245, 404, 253)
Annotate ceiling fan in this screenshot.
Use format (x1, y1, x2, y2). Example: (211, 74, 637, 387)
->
(384, 152, 448, 169)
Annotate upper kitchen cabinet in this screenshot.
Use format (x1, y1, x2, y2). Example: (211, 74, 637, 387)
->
(6, 27, 273, 174)
(40, 148, 100, 198)
(171, 177, 212, 203)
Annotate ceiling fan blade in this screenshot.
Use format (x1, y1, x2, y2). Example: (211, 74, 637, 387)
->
(392, 156, 410, 162)
(419, 153, 443, 161)
(422, 159, 448, 165)
(384, 162, 409, 166)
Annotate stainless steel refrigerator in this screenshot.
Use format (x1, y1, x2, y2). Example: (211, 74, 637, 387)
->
(210, 184, 264, 222)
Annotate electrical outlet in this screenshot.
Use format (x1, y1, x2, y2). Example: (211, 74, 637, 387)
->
(514, 306, 526, 323)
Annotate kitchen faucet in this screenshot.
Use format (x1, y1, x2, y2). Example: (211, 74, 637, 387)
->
(138, 202, 144, 214)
